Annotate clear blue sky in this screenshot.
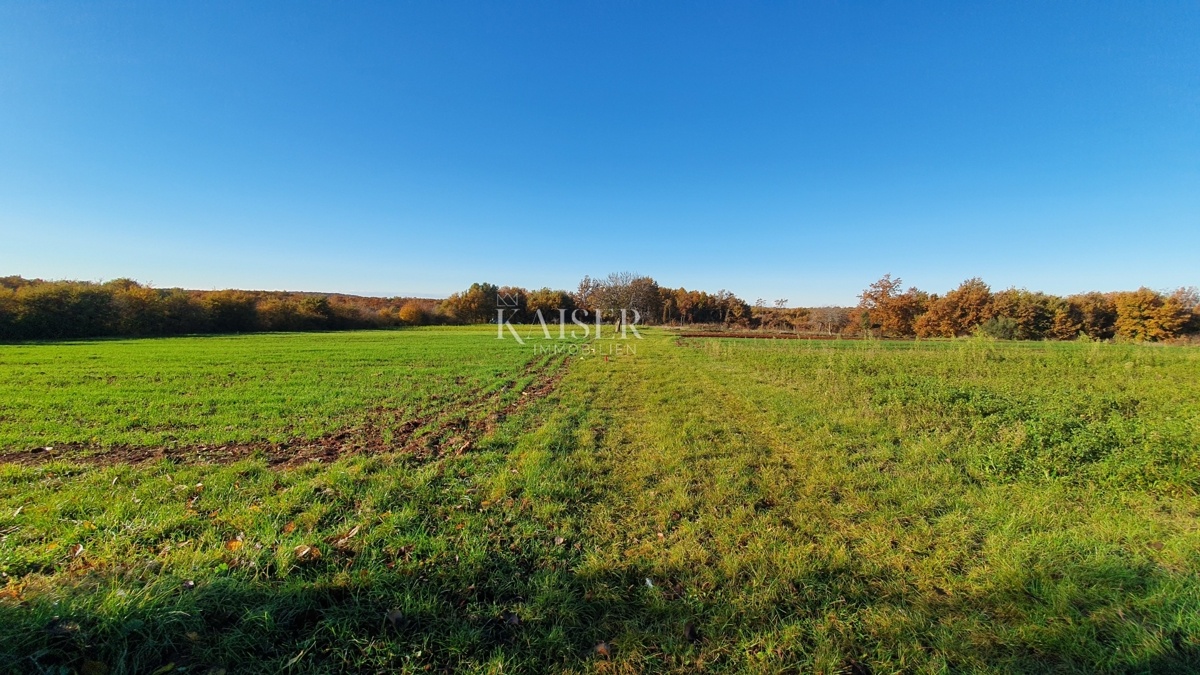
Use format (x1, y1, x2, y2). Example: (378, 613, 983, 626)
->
(1, 2, 1197, 305)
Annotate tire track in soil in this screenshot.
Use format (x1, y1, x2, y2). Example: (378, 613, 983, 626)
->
(1, 355, 570, 469)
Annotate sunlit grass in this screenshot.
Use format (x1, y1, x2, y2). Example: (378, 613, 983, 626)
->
(0, 327, 538, 450)
(1, 329, 1197, 673)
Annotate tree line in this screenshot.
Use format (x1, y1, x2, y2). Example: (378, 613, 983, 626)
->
(2, 273, 1196, 342)
(0, 277, 436, 340)
(0, 272, 754, 340)
(435, 273, 752, 327)
(852, 275, 1199, 342)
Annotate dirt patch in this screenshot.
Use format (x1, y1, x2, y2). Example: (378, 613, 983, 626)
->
(1, 355, 570, 469)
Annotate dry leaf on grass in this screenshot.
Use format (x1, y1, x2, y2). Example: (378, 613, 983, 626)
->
(293, 544, 322, 562)
(325, 525, 360, 549)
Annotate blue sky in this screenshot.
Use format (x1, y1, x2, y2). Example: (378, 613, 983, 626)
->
(1, 2, 1197, 304)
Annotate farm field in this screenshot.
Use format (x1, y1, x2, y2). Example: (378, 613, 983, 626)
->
(1, 328, 1199, 674)
(0, 327, 560, 458)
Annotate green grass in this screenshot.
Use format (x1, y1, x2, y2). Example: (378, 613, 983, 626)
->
(0, 327, 548, 451)
(1, 329, 1198, 674)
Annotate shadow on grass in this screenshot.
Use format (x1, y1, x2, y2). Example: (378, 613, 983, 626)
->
(0, 562, 683, 674)
(4, 549, 1199, 674)
(3, 378, 1199, 674)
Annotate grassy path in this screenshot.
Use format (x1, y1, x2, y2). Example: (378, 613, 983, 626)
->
(545, 332, 1200, 672)
(1, 329, 1198, 673)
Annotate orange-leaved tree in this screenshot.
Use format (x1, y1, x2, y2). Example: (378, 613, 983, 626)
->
(857, 274, 928, 337)
(914, 278, 993, 337)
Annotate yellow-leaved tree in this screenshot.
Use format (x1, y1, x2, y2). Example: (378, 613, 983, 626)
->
(1113, 288, 1188, 341)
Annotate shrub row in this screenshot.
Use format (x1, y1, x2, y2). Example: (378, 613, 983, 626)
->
(0, 277, 439, 340)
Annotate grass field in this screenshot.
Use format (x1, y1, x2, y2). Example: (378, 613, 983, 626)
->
(1, 328, 1199, 674)
(0, 327, 556, 453)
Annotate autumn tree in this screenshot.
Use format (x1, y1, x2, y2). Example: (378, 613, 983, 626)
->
(989, 289, 1057, 340)
(1050, 304, 1084, 340)
(495, 286, 529, 321)
(203, 291, 259, 333)
(3, 282, 116, 339)
(109, 281, 171, 334)
(398, 300, 428, 325)
(1061, 292, 1117, 339)
(807, 306, 850, 335)
(858, 274, 927, 336)
(1175, 287, 1200, 335)
(673, 288, 697, 324)
(1113, 288, 1189, 341)
(526, 288, 575, 320)
(440, 282, 500, 324)
(914, 278, 993, 337)
(574, 273, 662, 324)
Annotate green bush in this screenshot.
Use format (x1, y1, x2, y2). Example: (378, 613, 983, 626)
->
(978, 315, 1020, 340)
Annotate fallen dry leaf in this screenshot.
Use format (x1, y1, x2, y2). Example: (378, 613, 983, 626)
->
(225, 540, 243, 552)
(282, 521, 296, 534)
(595, 642, 611, 658)
(293, 544, 322, 562)
(68, 543, 85, 558)
(325, 525, 360, 549)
